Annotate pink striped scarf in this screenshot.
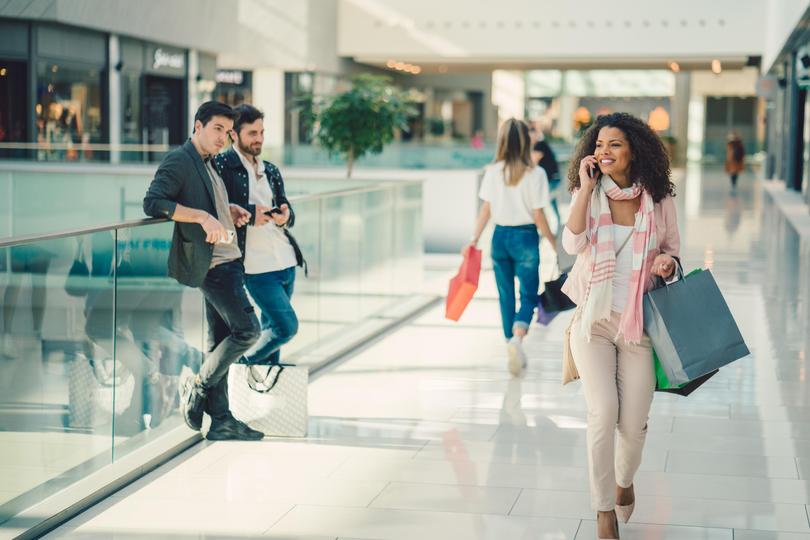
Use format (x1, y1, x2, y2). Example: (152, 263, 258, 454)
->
(579, 176, 656, 344)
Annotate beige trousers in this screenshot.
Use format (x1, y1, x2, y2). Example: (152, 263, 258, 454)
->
(570, 311, 655, 511)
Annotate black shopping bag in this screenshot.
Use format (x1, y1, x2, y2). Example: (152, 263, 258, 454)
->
(643, 265, 749, 386)
(539, 273, 576, 313)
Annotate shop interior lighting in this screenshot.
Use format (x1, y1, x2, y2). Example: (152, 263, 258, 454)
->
(0, 68, 6, 77)
(386, 59, 422, 75)
(669, 61, 680, 73)
(711, 59, 722, 74)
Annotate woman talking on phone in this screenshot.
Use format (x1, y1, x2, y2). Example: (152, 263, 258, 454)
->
(561, 113, 680, 539)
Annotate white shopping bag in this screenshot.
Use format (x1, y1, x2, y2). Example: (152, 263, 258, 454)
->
(228, 363, 308, 437)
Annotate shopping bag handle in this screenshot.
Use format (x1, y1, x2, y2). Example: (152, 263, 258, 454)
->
(246, 364, 290, 393)
(651, 256, 684, 290)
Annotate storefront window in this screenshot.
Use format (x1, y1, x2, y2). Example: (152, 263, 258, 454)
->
(214, 70, 252, 107)
(35, 62, 104, 162)
(0, 59, 28, 159)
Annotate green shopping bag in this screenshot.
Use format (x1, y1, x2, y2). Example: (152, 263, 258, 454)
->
(652, 349, 717, 396)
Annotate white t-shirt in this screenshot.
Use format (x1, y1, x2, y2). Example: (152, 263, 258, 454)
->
(478, 162, 550, 226)
(234, 148, 297, 275)
(611, 225, 635, 312)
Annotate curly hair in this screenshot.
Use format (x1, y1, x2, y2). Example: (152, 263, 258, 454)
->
(566, 112, 675, 202)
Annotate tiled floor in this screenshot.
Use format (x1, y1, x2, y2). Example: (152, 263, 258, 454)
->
(45, 168, 810, 539)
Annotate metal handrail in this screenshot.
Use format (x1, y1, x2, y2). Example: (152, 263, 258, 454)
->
(0, 180, 421, 248)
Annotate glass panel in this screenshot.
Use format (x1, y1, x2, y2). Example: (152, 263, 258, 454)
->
(392, 183, 424, 293)
(110, 222, 204, 453)
(317, 192, 362, 344)
(359, 188, 395, 316)
(283, 198, 321, 361)
(0, 233, 115, 525)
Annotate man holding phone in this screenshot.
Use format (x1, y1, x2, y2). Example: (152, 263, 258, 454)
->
(213, 104, 303, 367)
(143, 101, 263, 441)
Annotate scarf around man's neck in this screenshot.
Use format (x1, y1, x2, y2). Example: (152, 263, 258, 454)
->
(579, 175, 656, 344)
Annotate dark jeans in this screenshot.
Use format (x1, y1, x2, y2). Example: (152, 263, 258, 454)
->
(492, 225, 540, 340)
(200, 261, 260, 419)
(243, 266, 298, 365)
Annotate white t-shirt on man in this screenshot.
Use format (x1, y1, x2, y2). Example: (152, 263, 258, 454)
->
(478, 162, 550, 226)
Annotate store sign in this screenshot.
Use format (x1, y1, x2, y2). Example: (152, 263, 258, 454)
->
(216, 70, 245, 85)
(153, 48, 184, 70)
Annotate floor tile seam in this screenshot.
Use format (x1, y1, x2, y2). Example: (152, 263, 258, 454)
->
(260, 502, 298, 535)
(506, 488, 524, 516)
(267, 501, 543, 520)
(364, 481, 391, 508)
(516, 486, 810, 507)
(806, 504, 810, 529)
(510, 509, 810, 532)
(573, 519, 583, 540)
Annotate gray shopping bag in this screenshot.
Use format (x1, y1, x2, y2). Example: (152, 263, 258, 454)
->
(643, 267, 749, 385)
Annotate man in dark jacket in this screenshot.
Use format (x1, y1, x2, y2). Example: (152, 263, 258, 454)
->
(143, 101, 263, 441)
(213, 104, 302, 366)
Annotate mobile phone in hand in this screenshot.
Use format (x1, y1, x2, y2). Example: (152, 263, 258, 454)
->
(264, 207, 283, 216)
(589, 163, 602, 180)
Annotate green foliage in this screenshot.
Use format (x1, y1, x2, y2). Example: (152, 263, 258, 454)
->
(314, 74, 416, 176)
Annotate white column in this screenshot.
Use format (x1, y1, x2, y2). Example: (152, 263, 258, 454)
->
(108, 35, 121, 163)
(670, 72, 691, 166)
(252, 68, 286, 156)
(187, 49, 199, 137)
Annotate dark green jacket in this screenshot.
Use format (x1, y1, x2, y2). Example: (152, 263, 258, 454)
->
(143, 139, 219, 287)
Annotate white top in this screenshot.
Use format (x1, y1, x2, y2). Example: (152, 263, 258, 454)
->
(611, 225, 635, 313)
(234, 147, 297, 275)
(478, 162, 550, 226)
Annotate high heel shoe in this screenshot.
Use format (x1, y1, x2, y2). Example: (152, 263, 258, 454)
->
(615, 501, 635, 524)
(597, 510, 620, 539)
(615, 484, 635, 524)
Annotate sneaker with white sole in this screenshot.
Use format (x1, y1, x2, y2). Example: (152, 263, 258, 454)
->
(506, 337, 526, 377)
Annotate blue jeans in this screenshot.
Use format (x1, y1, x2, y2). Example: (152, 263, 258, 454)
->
(491, 225, 540, 340)
(548, 177, 562, 230)
(243, 266, 298, 365)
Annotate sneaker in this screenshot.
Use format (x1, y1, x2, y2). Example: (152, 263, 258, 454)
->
(180, 376, 207, 431)
(206, 415, 264, 441)
(507, 337, 526, 377)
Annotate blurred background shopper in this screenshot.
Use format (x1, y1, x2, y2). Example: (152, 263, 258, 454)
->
(466, 118, 556, 377)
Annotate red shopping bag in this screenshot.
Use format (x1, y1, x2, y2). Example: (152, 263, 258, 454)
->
(445, 246, 482, 321)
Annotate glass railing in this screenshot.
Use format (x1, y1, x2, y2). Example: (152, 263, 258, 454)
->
(0, 141, 576, 171)
(276, 141, 575, 170)
(0, 180, 427, 537)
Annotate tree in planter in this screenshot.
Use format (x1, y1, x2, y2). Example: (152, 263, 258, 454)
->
(315, 74, 415, 177)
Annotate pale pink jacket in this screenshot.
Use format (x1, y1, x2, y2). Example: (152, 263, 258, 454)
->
(561, 191, 681, 305)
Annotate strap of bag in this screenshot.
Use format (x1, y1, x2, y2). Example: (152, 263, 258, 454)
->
(614, 227, 634, 258)
(246, 364, 285, 394)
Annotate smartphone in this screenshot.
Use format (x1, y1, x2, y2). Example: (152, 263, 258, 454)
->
(216, 230, 236, 244)
(264, 207, 283, 216)
(589, 162, 602, 180)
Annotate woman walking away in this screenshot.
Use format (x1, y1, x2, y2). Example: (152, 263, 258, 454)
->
(561, 113, 681, 539)
(465, 118, 556, 377)
(725, 130, 745, 190)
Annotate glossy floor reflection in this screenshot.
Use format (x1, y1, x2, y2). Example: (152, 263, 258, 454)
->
(46, 167, 810, 539)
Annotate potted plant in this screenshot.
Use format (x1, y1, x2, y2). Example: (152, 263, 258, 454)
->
(314, 74, 415, 177)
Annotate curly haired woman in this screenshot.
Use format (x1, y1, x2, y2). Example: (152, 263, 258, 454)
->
(561, 113, 681, 539)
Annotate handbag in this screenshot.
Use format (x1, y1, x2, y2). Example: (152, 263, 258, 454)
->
(68, 353, 135, 428)
(228, 363, 309, 437)
(643, 263, 749, 386)
(653, 350, 718, 396)
(445, 246, 482, 321)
